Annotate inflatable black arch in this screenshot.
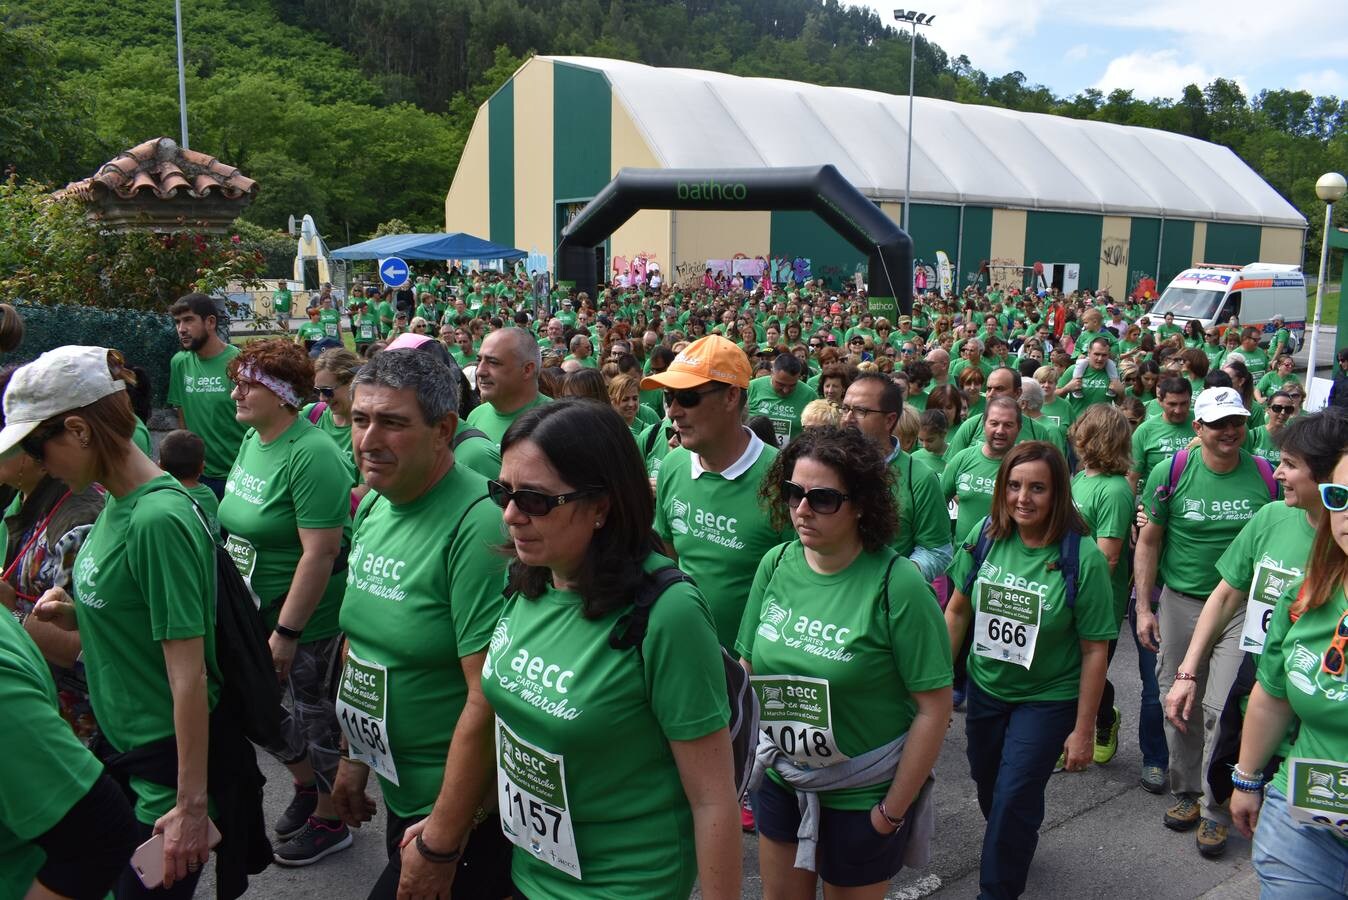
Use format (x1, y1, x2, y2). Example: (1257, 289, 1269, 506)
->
(556, 165, 913, 319)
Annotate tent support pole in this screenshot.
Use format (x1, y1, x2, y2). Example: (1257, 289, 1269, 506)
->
(956, 205, 965, 296)
(1156, 217, 1165, 286)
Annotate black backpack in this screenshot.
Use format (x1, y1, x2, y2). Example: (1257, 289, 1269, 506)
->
(609, 566, 760, 802)
(149, 485, 283, 747)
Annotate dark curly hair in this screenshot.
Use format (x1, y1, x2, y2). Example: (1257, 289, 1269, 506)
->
(760, 425, 897, 552)
(227, 338, 314, 409)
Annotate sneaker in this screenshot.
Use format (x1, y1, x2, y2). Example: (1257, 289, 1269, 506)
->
(1196, 818, 1228, 858)
(1163, 795, 1201, 832)
(274, 782, 318, 839)
(952, 686, 966, 711)
(273, 817, 353, 867)
(1093, 707, 1120, 765)
(740, 799, 756, 833)
(1139, 766, 1167, 794)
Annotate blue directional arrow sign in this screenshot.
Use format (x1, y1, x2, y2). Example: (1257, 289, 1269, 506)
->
(379, 257, 410, 288)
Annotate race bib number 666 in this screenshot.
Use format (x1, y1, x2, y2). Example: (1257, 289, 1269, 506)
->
(974, 579, 1041, 669)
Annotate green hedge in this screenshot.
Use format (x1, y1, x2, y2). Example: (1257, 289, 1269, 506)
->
(7, 303, 182, 406)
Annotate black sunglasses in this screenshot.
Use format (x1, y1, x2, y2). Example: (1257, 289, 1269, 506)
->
(1268, 404, 1295, 415)
(19, 420, 65, 462)
(487, 480, 600, 517)
(663, 383, 728, 409)
(316, 386, 337, 399)
(781, 480, 850, 514)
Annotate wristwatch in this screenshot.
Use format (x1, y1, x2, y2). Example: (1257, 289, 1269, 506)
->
(274, 623, 303, 641)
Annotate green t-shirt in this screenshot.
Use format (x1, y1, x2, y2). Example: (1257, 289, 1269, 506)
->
(1215, 502, 1315, 655)
(1070, 471, 1135, 623)
(133, 417, 153, 457)
(453, 431, 503, 481)
(167, 344, 248, 479)
(377, 301, 396, 335)
(1059, 364, 1114, 413)
(0, 611, 105, 891)
(353, 312, 380, 344)
(889, 447, 952, 560)
(911, 446, 948, 478)
(948, 519, 1116, 702)
(72, 476, 221, 823)
(638, 419, 675, 479)
(1130, 416, 1194, 479)
(450, 346, 476, 370)
(653, 439, 791, 647)
(296, 321, 326, 345)
(1256, 371, 1298, 400)
(1244, 425, 1283, 467)
(940, 446, 1004, 542)
(464, 394, 553, 448)
(736, 542, 950, 809)
(1256, 583, 1348, 807)
(482, 553, 728, 898)
(1040, 397, 1074, 430)
(1237, 346, 1270, 380)
(1142, 450, 1278, 598)
(338, 467, 505, 817)
(218, 418, 352, 640)
(183, 482, 221, 540)
(273, 288, 293, 314)
(946, 412, 1063, 458)
(746, 379, 817, 448)
(302, 403, 354, 468)
(318, 307, 342, 340)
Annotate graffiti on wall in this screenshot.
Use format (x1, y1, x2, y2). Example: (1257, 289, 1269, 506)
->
(1101, 237, 1129, 268)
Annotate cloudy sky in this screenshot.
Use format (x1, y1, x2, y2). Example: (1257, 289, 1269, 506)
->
(861, 0, 1347, 101)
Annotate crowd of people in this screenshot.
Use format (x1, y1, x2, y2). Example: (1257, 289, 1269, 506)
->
(1, 267, 1346, 900)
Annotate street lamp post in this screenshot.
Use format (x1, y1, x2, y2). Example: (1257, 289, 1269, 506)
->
(893, 9, 935, 234)
(1306, 171, 1346, 387)
(175, 0, 189, 149)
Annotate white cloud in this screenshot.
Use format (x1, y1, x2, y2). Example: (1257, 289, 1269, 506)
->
(871, 0, 1053, 71)
(1064, 43, 1092, 63)
(1093, 50, 1240, 99)
(1294, 69, 1348, 98)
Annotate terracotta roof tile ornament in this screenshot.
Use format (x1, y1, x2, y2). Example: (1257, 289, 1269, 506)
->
(57, 137, 257, 233)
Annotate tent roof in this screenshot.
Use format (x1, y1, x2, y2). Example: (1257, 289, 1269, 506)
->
(542, 56, 1307, 229)
(330, 232, 526, 261)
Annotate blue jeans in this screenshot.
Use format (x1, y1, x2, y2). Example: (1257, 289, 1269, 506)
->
(1129, 588, 1168, 769)
(965, 681, 1078, 900)
(1252, 786, 1348, 899)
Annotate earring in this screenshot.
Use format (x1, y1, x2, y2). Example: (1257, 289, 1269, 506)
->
(80, 438, 90, 449)
(594, 520, 603, 528)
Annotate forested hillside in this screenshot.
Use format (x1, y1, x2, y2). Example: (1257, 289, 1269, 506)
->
(4, 0, 1345, 259)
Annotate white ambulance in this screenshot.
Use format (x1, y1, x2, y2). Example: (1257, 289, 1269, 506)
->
(1149, 263, 1306, 348)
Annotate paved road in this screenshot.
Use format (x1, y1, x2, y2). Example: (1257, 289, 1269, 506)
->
(203, 631, 1257, 899)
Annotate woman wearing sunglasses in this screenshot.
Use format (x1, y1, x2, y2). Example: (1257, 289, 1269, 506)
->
(482, 399, 739, 899)
(945, 441, 1115, 900)
(737, 426, 951, 899)
(1230, 437, 1348, 896)
(15, 346, 223, 893)
(217, 338, 357, 866)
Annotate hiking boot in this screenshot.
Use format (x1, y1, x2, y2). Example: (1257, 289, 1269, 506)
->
(274, 782, 318, 839)
(1093, 707, 1120, 765)
(740, 799, 756, 833)
(273, 817, 353, 867)
(1164, 795, 1201, 831)
(1196, 818, 1228, 857)
(1139, 766, 1167, 795)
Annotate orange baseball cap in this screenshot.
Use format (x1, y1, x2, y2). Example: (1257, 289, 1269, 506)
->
(641, 335, 751, 391)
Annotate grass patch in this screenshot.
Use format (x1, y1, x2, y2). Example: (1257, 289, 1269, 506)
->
(1308, 281, 1342, 327)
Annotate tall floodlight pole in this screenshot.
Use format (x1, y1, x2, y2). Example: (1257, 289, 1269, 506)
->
(1307, 171, 1347, 386)
(893, 9, 935, 233)
(175, 0, 190, 148)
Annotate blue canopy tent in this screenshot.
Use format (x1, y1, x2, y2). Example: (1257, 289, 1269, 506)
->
(329, 232, 526, 261)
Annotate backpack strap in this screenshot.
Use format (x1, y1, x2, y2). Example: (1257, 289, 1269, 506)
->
(609, 566, 692, 651)
(452, 427, 489, 450)
(1157, 448, 1190, 502)
(307, 402, 328, 425)
(959, 518, 995, 599)
(879, 552, 901, 616)
(1055, 529, 1083, 610)
(1251, 454, 1278, 501)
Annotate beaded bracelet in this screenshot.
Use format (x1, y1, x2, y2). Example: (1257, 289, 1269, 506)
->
(1230, 766, 1267, 794)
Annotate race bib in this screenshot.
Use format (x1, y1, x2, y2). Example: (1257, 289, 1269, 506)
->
(222, 533, 261, 608)
(947, 498, 959, 522)
(336, 651, 399, 785)
(973, 579, 1041, 669)
(1239, 561, 1298, 654)
(1286, 758, 1348, 837)
(496, 718, 581, 879)
(325, 323, 339, 338)
(359, 324, 374, 341)
(752, 675, 849, 767)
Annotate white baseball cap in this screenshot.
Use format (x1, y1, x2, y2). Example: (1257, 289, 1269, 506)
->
(0, 346, 126, 457)
(1193, 386, 1250, 424)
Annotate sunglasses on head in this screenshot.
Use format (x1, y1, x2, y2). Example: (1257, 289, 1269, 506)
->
(1323, 609, 1348, 676)
(487, 479, 600, 517)
(663, 382, 728, 409)
(781, 480, 850, 514)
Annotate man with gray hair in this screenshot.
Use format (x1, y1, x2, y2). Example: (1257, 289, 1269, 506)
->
(465, 327, 550, 446)
(924, 347, 951, 389)
(334, 349, 513, 898)
(565, 332, 597, 369)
